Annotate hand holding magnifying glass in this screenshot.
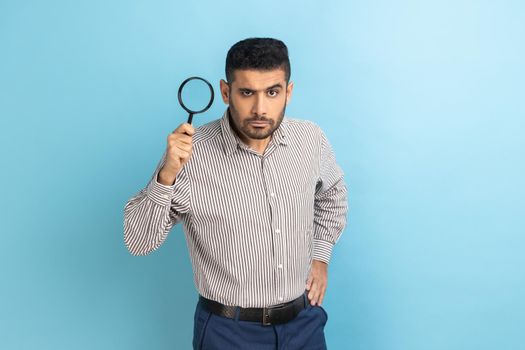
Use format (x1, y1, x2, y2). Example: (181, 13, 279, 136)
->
(157, 76, 215, 186)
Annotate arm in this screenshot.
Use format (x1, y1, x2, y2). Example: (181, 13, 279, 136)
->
(312, 129, 348, 264)
(123, 123, 194, 256)
(123, 151, 190, 256)
(307, 128, 348, 305)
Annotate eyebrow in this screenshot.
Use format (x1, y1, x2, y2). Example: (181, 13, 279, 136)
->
(238, 83, 284, 92)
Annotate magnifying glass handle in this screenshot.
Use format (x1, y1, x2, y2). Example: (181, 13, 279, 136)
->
(187, 113, 194, 125)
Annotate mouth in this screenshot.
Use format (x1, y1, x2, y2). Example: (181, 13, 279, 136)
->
(247, 119, 272, 128)
(249, 121, 270, 128)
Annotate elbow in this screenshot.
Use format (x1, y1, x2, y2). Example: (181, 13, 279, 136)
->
(126, 244, 148, 256)
(123, 225, 153, 257)
(124, 238, 154, 256)
(124, 236, 145, 256)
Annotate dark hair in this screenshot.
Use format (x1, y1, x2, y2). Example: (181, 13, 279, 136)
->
(225, 38, 291, 83)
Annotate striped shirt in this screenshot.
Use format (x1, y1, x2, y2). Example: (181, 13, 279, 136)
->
(124, 109, 348, 307)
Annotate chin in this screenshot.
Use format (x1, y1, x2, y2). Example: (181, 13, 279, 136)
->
(241, 129, 265, 139)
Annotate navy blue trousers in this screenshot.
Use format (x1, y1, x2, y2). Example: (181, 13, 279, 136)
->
(192, 294, 328, 350)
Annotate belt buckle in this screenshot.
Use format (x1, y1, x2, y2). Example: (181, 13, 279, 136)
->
(262, 301, 286, 326)
(262, 307, 271, 326)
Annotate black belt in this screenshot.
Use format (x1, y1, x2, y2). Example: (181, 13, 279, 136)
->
(199, 293, 307, 326)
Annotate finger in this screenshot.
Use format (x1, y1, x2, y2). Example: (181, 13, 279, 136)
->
(168, 135, 193, 150)
(176, 123, 195, 136)
(169, 131, 193, 142)
(173, 123, 189, 133)
(305, 275, 313, 291)
(318, 285, 326, 306)
(170, 148, 191, 160)
(177, 134, 193, 145)
(308, 281, 320, 305)
(174, 140, 192, 152)
(168, 134, 192, 145)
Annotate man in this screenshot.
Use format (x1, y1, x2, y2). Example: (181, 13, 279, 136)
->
(124, 37, 348, 349)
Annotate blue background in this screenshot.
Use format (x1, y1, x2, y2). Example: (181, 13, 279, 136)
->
(1, 0, 524, 349)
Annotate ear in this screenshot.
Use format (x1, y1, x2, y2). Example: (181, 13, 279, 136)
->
(285, 81, 294, 104)
(220, 79, 230, 104)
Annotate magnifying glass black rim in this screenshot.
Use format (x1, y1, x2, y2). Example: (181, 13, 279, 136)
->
(177, 76, 214, 115)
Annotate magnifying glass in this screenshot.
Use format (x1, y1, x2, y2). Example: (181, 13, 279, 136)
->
(177, 76, 214, 125)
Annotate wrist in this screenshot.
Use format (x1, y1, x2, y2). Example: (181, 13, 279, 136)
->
(157, 167, 178, 186)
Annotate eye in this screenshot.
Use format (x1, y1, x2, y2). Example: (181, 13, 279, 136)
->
(241, 90, 253, 97)
(267, 90, 279, 97)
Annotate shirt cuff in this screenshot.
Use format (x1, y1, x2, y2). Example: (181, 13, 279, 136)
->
(146, 169, 176, 206)
(312, 239, 334, 264)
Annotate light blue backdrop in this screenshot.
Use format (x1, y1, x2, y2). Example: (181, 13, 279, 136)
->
(1, 0, 524, 349)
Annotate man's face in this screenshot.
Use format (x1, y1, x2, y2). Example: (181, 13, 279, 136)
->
(220, 69, 293, 144)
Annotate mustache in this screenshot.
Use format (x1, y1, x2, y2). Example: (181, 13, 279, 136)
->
(245, 116, 273, 123)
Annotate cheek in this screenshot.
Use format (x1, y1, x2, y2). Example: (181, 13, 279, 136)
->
(270, 97, 287, 111)
(231, 97, 251, 113)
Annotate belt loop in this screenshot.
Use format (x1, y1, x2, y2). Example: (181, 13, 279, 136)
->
(302, 292, 307, 308)
(234, 306, 240, 321)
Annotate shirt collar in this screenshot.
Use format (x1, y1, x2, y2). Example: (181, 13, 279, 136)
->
(220, 108, 288, 156)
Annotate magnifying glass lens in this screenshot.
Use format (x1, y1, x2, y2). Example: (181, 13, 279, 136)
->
(178, 76, 214, 124)
(180, 79, 213, 112)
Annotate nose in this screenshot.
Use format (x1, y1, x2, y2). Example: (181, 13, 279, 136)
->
(251, 93, 266, 116)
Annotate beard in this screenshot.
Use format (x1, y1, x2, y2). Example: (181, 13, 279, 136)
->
(228, 98, 287, 140)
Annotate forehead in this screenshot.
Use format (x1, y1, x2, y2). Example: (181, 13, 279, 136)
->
(231, 69, 286, 89)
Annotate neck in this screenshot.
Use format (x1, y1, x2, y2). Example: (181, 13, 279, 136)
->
(244, 137, 271, 154)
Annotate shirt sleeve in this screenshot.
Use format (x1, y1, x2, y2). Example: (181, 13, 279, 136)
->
(123, 151, 191, 256)
(313, 129, 348, 264)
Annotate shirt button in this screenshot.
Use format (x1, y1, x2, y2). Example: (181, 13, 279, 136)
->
(278, 297, 284, 302)
(270, 192, 275, 197)
(275, 229, 281, 234)
(277, 264, 283, 269)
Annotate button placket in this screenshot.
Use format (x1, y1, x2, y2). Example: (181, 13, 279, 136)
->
(262, 155, 286, 302)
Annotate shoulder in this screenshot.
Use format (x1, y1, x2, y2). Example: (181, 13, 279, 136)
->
(192, 118, 222, 146)
(282, 116, 324, 140)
